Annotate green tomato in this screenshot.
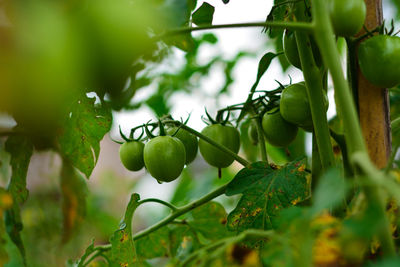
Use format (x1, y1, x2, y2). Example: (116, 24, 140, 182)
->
(167, 127, 198, 164)
(143, 136, 186, 182)
(262, 109, 298, 147)
(283, 30, 323, 69)
(248, 121, 259, 146)
(119, 141, 145, 171)
(329, 0, 366, 37)
(358, 35, 400, 88)
(280, 83, 329, 131)
(198, 124, 240, 168)
(280, 83, 312, 128)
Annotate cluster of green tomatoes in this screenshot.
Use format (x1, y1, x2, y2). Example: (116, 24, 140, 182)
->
(118, 119, 240, 183)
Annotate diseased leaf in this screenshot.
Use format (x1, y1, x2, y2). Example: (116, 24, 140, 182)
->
(192, 2, 215, 26)
(110, 194, 141, 266)
(226, 160, 310, 232)
(60, 160, 88, 243)
(136, 227, 170, 259)
(58, 95, 112, 178)
(189, 202, 231, 241)
(4, 135, 33, 265)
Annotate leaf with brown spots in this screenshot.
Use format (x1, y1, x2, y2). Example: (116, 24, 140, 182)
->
(225, 160, 310, 232)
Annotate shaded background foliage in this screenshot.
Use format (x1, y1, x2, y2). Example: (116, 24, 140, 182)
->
(0, 0, 399, 266)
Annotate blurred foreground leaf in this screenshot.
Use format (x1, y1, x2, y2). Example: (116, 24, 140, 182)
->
(4, 135, 33, 265)
(60, 160, 88, 243)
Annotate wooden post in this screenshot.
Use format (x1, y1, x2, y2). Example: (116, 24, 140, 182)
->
(357, 0, 391, 168)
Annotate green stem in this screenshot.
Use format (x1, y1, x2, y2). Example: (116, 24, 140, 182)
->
(133, 184, 228, 240)
(311, 0, 395, 257)
(311, 133, 322, 191)
(159, 21, 313, 39)
(294, 31, 335, 171)
(138, 198, 178, 211)
(163, 120, 250, 167)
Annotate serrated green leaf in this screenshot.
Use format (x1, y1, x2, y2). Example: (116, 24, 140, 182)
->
(110, 194, 141, 266)
(4, 135, 33, 266)
(192, 2, 214, 26)
(226, 160, 309, 232)
(60, 160, 88, 243)
(188, 202, 231, 241)
(135, 227, 170, 259)
(58, 95, 112, 178)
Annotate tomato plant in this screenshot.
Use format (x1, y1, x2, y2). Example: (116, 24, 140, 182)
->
(1, 0, 399, 266)
(358, 35, 400, 88)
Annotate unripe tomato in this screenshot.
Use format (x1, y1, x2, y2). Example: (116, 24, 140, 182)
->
(283, 30, 302, 69)
(329, 0, 366, 37)
(280, 83, 329, 131)
(262, 109, 298, 147)
(198, 124, 240, 168)
(283, 30, 323, 69)
(358, 35, 400, 88)
(143, 136, 186, 182)
(248, 121, 259, 146)
(167, 127, 198, 164)
(119, 141, 145, 171)
(280, 83, 312, 128)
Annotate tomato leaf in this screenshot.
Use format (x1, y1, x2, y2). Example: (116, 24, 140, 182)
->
(188, 202, 231, 241)
(225, 160, 310, 232)
(60, 160, 88, 243)
(135, 224, 201, 260)
(192, 2, 215, 26)
(58, 95, 112, 178)
(109, 194, 140, 266)
(4, 135, 33, 265)
(135, 227, 170, 259)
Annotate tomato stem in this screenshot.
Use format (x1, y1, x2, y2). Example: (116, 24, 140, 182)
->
(294, 31, 335, 171)
(138, 198, 178, 211)
(157, 21, 314, 39)
(133, 183, 228, 241)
